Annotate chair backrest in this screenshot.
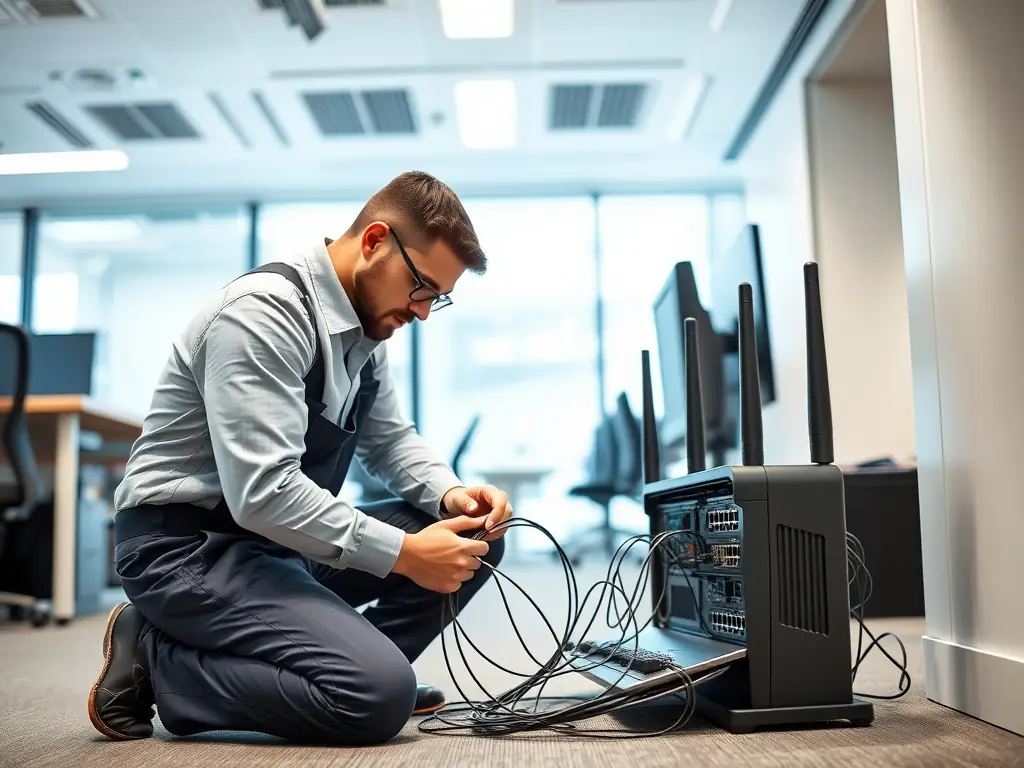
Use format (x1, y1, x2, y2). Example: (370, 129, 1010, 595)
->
(611, 391, 642, 496)
(450, 414, 481, 479)
(585, 415, 619, 486)
(0, 322, 44, 517)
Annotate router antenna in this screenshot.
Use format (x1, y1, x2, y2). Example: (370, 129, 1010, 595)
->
(738, 282, 764, 466)
(640, 349, 662, 484)
(804, 262, 834, 464)
(684, 318, 707, 473)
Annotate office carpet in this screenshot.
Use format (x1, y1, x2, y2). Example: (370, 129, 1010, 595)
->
(1, 561, 1022, 768)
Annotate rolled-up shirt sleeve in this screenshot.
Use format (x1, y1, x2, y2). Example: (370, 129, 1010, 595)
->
(355, 346, 463, 517)
(192, 289, 405, 577)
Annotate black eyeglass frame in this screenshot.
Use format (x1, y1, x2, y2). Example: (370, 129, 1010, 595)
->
(391, 228, 452, 311)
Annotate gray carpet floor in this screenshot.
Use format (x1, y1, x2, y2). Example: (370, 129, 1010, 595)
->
(2, 561, 1022, 767)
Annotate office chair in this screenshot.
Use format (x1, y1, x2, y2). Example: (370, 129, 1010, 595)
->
(559, 397, 641, 565)
(0, 322, 50, 627)
(450, 414, 481, 479)
(610, 392, 644, 499)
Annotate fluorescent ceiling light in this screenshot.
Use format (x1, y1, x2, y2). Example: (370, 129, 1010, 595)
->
(440, 0, 514, 39)
(709, 0, 734, 33)
(0, 149, 129, 176)
(454, 80, 517, 149)
(666, 73, 709, 143)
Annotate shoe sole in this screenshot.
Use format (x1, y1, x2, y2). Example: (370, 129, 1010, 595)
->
(412, 700, 447, 716)
(87, 602, 138, 741)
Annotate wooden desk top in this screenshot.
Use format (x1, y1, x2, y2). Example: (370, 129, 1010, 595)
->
(0, 395, 143, 442)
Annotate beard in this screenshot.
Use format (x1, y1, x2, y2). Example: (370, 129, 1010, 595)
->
(352, 261, 412, 341)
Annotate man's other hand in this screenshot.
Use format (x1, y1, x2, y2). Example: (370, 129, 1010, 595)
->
(442, 485, 513, 540)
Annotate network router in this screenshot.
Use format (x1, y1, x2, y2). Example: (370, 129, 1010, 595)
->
(567, 262, 874, 734)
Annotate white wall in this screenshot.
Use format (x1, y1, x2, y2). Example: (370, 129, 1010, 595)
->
(737, 0, 858, 466)
(737, 0, 915, 467)
(806, 78, 916, 464)
(886, 0, 1024, 735)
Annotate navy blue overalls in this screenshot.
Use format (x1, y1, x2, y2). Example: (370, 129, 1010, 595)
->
(112, 262, 501, 745)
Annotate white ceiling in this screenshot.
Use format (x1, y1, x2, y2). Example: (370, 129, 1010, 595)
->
(0, 0, 808, 206)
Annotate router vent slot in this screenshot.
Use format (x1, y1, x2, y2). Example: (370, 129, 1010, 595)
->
(776, 525, 829, 635)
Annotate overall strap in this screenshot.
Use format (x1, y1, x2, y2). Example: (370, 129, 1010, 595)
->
(246, 262, 325, 400)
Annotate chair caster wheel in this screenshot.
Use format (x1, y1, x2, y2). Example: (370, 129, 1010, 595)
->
(31, 611, 51, 628)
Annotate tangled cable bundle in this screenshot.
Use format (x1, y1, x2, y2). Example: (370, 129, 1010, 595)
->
(417, 518, 910, 739)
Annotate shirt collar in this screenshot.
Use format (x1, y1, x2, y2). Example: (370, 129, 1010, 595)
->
(305, 237, 366, 339)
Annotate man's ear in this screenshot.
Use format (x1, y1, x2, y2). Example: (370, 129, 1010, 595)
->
(361, 221, 390, 261)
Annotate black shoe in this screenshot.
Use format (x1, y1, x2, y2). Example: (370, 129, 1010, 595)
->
(413, 683, 446, 715)
(87, 602, 156, 740)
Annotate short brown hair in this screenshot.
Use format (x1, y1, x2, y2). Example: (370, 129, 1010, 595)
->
(349, 171, 486, 274)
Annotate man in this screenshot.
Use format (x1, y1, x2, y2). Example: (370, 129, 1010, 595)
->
(87, 171, 511, 746)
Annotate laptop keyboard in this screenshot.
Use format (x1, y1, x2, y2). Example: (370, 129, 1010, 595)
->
(566, 639, 676, 675)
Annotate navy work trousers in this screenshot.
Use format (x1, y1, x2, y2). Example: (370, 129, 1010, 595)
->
(114, 499, 504, 745)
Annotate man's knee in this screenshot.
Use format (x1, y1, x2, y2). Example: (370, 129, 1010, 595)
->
(323, 654, 416, 745)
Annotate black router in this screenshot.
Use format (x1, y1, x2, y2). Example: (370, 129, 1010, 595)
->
(631, 262, 874, 733)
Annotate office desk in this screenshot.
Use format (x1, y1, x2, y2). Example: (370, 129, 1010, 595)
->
(0, 395, 142, 623)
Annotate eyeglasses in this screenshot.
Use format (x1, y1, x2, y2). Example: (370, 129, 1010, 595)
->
(391, 229, 452, 311)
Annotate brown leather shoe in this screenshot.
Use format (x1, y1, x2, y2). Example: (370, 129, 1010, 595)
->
(87, 602, 155, 740)
(413, 683, 446, 715)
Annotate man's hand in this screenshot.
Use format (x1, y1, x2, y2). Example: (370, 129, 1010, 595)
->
(442, 484, 513, 540)
(392, 515, 490, 593)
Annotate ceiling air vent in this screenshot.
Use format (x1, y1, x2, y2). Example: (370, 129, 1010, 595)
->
(304, 91, 363, 135)
(362, 89, 415, 134)
(86, 102, 201, 141)
(12, 0, 100, 19)
(548, 83, 647, 130)
(550, 85, 593, 129)
(303, 89, 417, 136)
(596, 83, 645, 127)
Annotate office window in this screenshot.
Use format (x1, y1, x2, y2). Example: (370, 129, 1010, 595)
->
(34, 208, 249, 417)
(0, 212, 23, 325)
(257, 203, 414, 424)
(597, 195, 712, 416)
(419, 197, 601, 551)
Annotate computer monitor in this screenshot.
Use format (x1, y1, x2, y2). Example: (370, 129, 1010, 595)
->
(0, 331, 96, 397)
(652, 262, 723, 453)
(710, 224, 775, 449)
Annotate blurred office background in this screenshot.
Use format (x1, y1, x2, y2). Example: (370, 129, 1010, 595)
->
(6, 0, 1024, 751)
(1, 0, 922, 613)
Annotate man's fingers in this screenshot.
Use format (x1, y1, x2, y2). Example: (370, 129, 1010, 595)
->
(437, 514, 487, 533)
(465, 538, 490, 558)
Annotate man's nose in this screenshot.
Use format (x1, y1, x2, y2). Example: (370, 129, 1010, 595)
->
(410, 301, 431, 321)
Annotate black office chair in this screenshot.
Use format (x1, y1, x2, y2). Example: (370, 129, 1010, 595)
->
(561, 397, 638, 565)
(450, 414, 481, 479)
(0, 322, 50, 627)
(610, 392, 644, 500)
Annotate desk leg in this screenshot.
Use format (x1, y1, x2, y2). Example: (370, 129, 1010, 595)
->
(53, 413, 80, 624)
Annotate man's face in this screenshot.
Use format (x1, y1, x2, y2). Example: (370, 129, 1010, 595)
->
(352, 222, 466, 341)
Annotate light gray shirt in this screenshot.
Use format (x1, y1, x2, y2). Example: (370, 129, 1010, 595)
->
(113, 238, 462, 578)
